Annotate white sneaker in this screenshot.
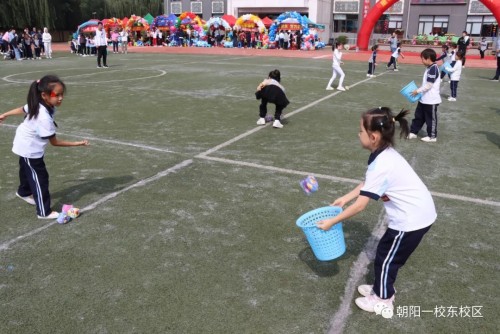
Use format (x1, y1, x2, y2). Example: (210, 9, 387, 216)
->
(407, 133, 418, 139)
(370, 74, 376, 78)
(326, 86, 334, 91)
(37, 211, 59, 220)
(366, 74, 371, 77)
(272, 120, 283, 128)
(421, 136, 437, 143)
(256, 118, 266, 125)
(393, 69, 399, 72)
(448, 97, 456, 102)
(16, 192, 36, 205)
(336, 86, 346, 91)
(358, 284, 396, 297)
(355, 293, 394, 313)
(357, 285, 373, 297)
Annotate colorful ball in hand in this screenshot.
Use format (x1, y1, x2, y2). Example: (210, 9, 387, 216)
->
(67, 208, 80, 219)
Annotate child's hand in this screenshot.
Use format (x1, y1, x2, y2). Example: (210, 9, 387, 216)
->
(332, 197, 348, 208)
(79, 140, 89, 146)
(410, 89, 419, 97)
(316, 218, 336, 231)
(0, 114, 6, 124)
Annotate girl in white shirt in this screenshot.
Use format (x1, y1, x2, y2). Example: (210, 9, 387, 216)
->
(42, 27, 52, 58)
(445, 51, 463, 101)
(326, 42, 346, 91)
(0, 75, 89, 219)
(317, 107, 436, 315)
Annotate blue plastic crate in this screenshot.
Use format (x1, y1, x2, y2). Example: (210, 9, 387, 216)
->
(296, 206, 346, 261)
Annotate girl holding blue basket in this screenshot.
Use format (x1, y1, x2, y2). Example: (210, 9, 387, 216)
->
(317, 107, 436, 314)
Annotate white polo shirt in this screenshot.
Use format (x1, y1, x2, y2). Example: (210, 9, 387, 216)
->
(94, 29, 107, 47)
(420, 63, 441, 105)
(12, 104, 56, 158)
(360, 147, 437, 232)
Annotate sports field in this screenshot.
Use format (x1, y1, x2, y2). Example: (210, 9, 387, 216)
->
(0, 50, 499, 333)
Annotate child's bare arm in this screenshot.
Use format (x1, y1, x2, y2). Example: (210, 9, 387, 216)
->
(49, 136, 89, 147)
(0, 107, 25, 123)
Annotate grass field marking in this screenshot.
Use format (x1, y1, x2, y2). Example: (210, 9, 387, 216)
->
(0, 221, 58, 251)
(327, 209, 388, 334)
(81, 158, 193, 211)
(197, 156, 500, 207)
(196, 71, 386, 158)
(198, 155, 360, 184)
(196, 85, 361, 158)
(2, 68, 167, 85)
(313, 55, 331, 59)
(0, 159, 193, 252)
(0, 124, 179, 154)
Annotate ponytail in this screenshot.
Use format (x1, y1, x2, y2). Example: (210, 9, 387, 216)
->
(361, 107, 410, 149)
(26, 74, 66, 120)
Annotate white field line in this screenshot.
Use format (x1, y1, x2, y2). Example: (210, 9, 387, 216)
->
(196, 75, 377, 158)
(0, 124, 179, 154)
(0, 73, 379, 253)
(327, 209, 387, 334)
(198, 156, 500, 207)
(0, 159, 193, 251)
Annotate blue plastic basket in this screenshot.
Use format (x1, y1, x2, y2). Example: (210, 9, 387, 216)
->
(439, 62, 451, 74)
(400, 81, 421, 103)
(296, 206, 346, 261)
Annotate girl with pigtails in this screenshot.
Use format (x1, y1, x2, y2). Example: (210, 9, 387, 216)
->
(317, 107, 436, 315)
(0, 75, 89, 219)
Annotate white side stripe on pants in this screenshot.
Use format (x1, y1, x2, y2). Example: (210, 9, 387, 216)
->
(25, 157, 45, 217)
(380, 230, 404, 299)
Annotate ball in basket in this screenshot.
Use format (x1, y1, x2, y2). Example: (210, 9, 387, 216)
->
(67, 208, 80, 219)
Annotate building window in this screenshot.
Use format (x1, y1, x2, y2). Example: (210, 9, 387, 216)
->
(191, 1, 202, 14)
(212, 1, 224, 14)
(171, 2, 182, 15)
(466, 16, 498, 37)
(333, 14, 358, 33)
(374, 15, 403, 34)
(418, 15, 448, 35)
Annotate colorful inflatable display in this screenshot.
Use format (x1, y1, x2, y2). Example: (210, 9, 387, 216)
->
(234, 14, 266, 33)
(268, 12, 308, 43)
(204, 17, 231, 31)
(152, 14, 177, 31)
(127, 15, 150, 31)
(102, 17, 124, 31)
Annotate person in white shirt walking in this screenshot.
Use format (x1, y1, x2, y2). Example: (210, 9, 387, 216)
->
(326, 42, 346, 91)
(94, 22, 108, 68)
(42, 27, 52, 58)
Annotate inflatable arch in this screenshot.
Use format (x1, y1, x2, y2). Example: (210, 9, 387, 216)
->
(357, 0, 500, 50)
(268, 11, 309, 42)
(234, 14, 266, 33)
(205, 17, 232, 31)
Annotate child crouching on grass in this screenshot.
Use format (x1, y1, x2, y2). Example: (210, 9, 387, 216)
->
(0, 75, 89, 219)
(255, 69, 289, 129)
(317, 107, 436, 314)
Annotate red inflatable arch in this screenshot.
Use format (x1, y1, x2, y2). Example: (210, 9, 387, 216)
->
(357, 0, 500, 50)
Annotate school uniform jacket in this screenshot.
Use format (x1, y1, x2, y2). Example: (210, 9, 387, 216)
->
(255, 80, 289, 107)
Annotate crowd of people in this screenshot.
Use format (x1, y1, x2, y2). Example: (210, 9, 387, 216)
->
(1, 27, 52, 60)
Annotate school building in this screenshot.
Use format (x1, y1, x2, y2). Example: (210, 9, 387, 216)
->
(163, 0, 499, 43)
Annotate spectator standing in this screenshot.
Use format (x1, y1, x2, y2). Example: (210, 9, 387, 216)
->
(42, 28, 52, 59)
(94, 22, 108, 68)
(490, 35, 500, 81)
(479, 37, 488, 59)
(457, 31, 470, 67)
